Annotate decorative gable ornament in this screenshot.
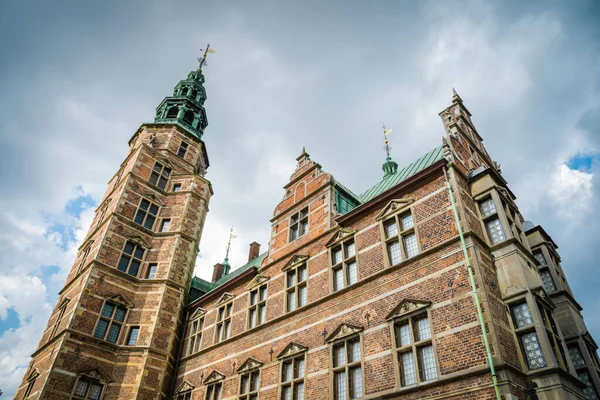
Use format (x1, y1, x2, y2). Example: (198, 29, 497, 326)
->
(106, 294, 134, 308)
(277, 342, 308, 360)
(142, 193, 165, 206)
(325, 228, 357, 248)
(126, 235, 152, 250)
(216, 292, 235, 306)
(282, 255, 309, 272)
(237, 357, 263, 373)
(246, 274, 270, 291)
(376, 199, 415, 221)
(326, 323, 364, 342)
(26, 369, 40, 382)
(189, 307, 206, 320)
(385, 299, 431, 321)
(78, 368, 113, 383)
(176, 380, 195, 393)
(203, 370, 226, 384)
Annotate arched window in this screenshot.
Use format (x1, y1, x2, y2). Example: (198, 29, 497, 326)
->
(183, 110, 195, 125)
(180, 87, 189, 96)
(191, 89, 198, 100)
(166, 107, 179, 119)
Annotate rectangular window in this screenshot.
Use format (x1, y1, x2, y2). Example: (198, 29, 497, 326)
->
(393, 315, 437, 386)
(23, 377, 36, 398)
(178, 142, 189, 158)
(173, 183, 182, 192)
(117, 241, 145, 277)
(331, 239, 358, 291)
(50, 302, 68, 339)
(206, 383, 222, 400)
(126, 326, 139, 346)
(533, 250, 547, 266)
(281, 355, 305, 400)
(145, 263, 158, 279)
(94, 301, 127, 343)
(568, 344, 586, 367)
(160, 219, 171, 232)
(479, 198, 506, 245)
(249, 285, 267, 329)
(77, 245, 91, 274)
(332, 337, 363, 399)
(540, 269, 557, 294)
(239, 370, 260, 400)
(289, 207, 309, 242)
(479, 198, 496, 217)
(215, 303, 232, 343)
(383, 211, 418, 266)
(73, 378, 104, 399)
(286, 263, 308, 312)
(510, 302, 547, 370)
(134, 198, 159, 230)
(149, 162, 171, 190)
(578, 371, 600, 400)
(188, 316, 204, 355)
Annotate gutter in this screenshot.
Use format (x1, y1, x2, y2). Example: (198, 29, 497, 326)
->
(443, 165, 502, 400)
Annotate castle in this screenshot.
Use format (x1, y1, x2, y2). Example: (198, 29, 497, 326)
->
(16, 59, 600, 400)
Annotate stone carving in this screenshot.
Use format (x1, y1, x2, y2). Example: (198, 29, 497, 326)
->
(503, 285, 523, 297)
(246, 275, 270, 290)
(385, 299, 431, 320)
(376, 199, 414, 221)
(326, 323, 364, 342)
(282, 255, 309, 271)
(203, 370, 225, 384)
(106, 294, 134, 308)
(176, 381, 194, 393)
(237, 357, 263, 373)
(325, 228, 357, 247)
(276, 342, 308, 360)
(216, 292, 235, 306)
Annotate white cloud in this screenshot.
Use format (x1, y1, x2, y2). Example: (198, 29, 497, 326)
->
(549, 164, 594, 221)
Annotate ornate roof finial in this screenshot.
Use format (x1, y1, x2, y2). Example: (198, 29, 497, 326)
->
(223, 226, 237, 276)
(452, 88, 463, 103)
(296, 146, 310, 161)
(198, 43, 216, 70)
(382, 124, 398, 177)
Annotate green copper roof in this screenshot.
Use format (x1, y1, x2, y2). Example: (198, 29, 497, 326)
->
(359, 145, 444, 203)
(188, 252, 268, 303)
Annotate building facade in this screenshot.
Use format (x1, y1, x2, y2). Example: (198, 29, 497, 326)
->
(17, 65, 600, 400)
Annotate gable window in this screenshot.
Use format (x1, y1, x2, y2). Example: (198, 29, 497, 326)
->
(145, 263, 157, 279)
(239, 369, 260, 400)
(188, 314, 204, 355)
(383, 211, 418, 266)
(289, 207, 309, 242)
(331, 239, 357, 291)
(126, 326, 139, 346)
(248, 285, 267, 329)
(49, 300, 69, 339)
(393, 314, 437, 386)
(134, 198, 159, 230)
(281, 355, 305, 400)
(286, 263, 307, 312)
(160, 219, 171, 232)
(117, 241, 145, 277)
(206, 382, 222, 400)
(215, 302, 232, 343)
(479, 198, 505, 245)
(510, 302, 547, 370)
(73, 377, 104, 399)
(149, 162, 171, 190)
(94, 301, 127, 343)
(332, 336, 363, 399)
(178, 142, 189, 158)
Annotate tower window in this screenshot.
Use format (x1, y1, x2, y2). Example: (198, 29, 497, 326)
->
(94, 301, 127, 343)
(393, 314, 438, 386)
(134, 198, 159, 230)
(73, 377, 104, 399)
(509, 302, 547, 370)
(331, 239, 358, 291)
(332, 336, 363, 399)
(248, 285, 267, 329)
(178, 142, 189, 158)
(383, 211, 418, 266)
(166, 106, 179, 119)
(149, 162, 171, 190)
(126, 326, 140, 346)
(478, 198, 506, 245)
(286, 263, 307, 313)
(215, 302, 233, 343)
(183, 110, 195, 125)
(289, 207, 309, 242)
(117, 241, 145, 277)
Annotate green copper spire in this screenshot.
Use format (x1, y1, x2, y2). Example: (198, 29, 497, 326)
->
(154, 45, 215, 139)
(382, 124, 398, 176)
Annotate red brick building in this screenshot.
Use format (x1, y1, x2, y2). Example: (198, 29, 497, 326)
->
(16, 65, 600, 400)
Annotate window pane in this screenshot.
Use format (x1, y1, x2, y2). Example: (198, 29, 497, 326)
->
(348, 340, 361, 363)
(259, 286, 267, 301)
(385, 221, 398, 238)
(511, 303, 534, 328)
(282, 386, 291, 400)
(249, 309, 256, 328)
(107, 323, 121, 343)
(258, 305, 265, 324)
(332, 248, 343, 265)
(334, 344, 346, 367)
(401, 352, 417, 385)
(287, 271, 297, 288)
(401, 214, 414, 230)
(250, 291, 257, 306)
(94, 319, 109, 338)
(388, 241, 402, 265)
(74, 380, 89, 396)
(396, 322, 412, 347)
(420, 345, 437, 381)
(350, 366, 362, 398)
(117, 255, 130, 272)
(140, 199, 150, 210)
(568, 344, 586, 367)
(486, 218, 505, 245)
(250, 371, 259, 391)
(101, 303, 115, 318)
(479, 198, 496, 217)
(290, 226, 298, 241)
(149, 204, 159, 215)
(114, 307, 126, 322)
(149, 172, 159, 186)
(404, 234, 419, 258)
(226, 304, 232, 317)
(298, 267, 307, 282)
(540, 270, 557, 294)
(161, 219, 171, 232)
(345, 242, 355, 258)
(144, 215, 156, 230)
(520, 332, 547, 369)
(134, 247, 144, 260)
(296, 358, 305, 378)
(333, 268, 344, 291)
(287, 291, 296, 312)
(295, 382, 305, 400)
(298, 286, 307, 307)
(416, 318, 431, 341)
(241, 375, 249, 394)
(128, 260, 140, 276)
(300, 221, 308, 236)
(124, 241, 135, 254)
(89, 383, 103, 400)
(224, 320, 231, 338)
(334, 371, 347, 400)
(578, 371, 599, 400)
(347, 262, 358, 285)
(147, 264, 157, 279)
(158, 177, 168, 189)
(533, 251, 546, 266)
(173, 184, 181, 192)
(282, 361, 292, 382)
(128, 327, 139, 345)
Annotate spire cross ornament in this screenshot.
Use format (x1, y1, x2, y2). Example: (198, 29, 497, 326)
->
(198, 43, 215, 70)
(225, 226, 237, 261)
(383, 124, 393, 161)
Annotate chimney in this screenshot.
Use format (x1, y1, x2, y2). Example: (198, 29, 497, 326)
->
(212, 263, 224, 282)
(248, 242, 261, 261)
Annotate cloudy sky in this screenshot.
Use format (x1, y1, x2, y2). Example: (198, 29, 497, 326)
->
(1, 0, 599, 396)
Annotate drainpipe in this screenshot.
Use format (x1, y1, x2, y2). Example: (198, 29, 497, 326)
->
(443, 166, 502, 400)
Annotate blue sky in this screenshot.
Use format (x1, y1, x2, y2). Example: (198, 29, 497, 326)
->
(1, 0, 600, 397)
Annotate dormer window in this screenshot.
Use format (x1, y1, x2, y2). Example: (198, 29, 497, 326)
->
(289, 207, 309, 242)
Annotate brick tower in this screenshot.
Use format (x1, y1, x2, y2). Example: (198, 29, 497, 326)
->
(15, 63, 213, 399)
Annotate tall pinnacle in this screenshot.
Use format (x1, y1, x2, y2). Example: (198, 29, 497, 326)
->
(222, 226, 236, 276)
(382, 124, 398, 177)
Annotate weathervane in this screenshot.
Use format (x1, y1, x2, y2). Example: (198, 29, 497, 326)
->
(224, 226, 237, 261)
(383, 124, 393, 160)
(198, 43, 216, 70)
